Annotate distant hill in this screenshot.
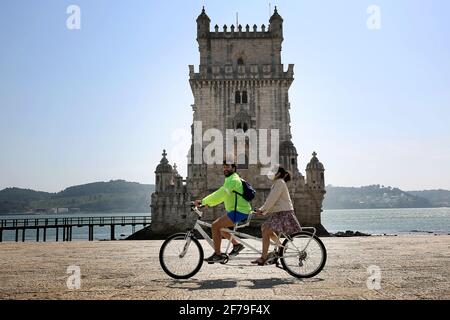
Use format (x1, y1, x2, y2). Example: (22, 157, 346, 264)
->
(2, 181, 449, 213)
(408, 190, 450, 208)
(323, 185, 436, 209)
(0, 188, 52, 213)
(0, 187, 52, 202)
(0, 180, 154, 214)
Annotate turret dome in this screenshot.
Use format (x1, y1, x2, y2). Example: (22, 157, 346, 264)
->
(306, 152, 324, 171)
(155, 150, 173, 173)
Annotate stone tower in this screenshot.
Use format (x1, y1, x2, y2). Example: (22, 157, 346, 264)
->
(150, 150, 192, 234)
(151, 8, 328, 235)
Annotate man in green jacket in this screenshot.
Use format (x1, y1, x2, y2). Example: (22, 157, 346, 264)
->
(194, 161, 252, 263)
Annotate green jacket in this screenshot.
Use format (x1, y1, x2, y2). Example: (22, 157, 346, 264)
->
(201, 172, 252, 214)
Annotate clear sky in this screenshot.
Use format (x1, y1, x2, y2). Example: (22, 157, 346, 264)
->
(1, 0, 449, 192)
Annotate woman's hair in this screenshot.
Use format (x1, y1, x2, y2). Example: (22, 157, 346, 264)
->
(276, 166, 291, 182)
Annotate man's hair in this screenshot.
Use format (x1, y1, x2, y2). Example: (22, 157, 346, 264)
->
(223, 160, 237, 170)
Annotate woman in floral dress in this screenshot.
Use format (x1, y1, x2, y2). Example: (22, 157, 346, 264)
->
(252, 166, 301, 265)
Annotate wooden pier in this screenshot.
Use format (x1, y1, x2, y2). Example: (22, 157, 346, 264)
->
(0, 216, 151, 242)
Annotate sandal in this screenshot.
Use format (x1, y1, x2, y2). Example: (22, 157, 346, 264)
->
(251, 257, 268, 266)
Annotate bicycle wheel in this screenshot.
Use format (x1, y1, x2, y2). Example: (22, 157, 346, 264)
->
(279, 231, 327, 278)
(159, 232, 204, 279)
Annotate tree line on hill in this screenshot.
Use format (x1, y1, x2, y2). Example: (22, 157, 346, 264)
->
(323, 185, 450, 209)
(0, 180, 154, 214)
(0, 181, 449, 214)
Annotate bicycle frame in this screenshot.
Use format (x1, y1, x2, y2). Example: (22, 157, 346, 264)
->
(187, 206, 317, 260)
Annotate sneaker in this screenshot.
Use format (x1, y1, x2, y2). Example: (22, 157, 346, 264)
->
(229, 243, 245, 256)
(204, 253, 227, 264)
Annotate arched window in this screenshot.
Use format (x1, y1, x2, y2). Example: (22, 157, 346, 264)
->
(237, 58, 244, 65)
(235, 91, 241, 103)
(243, 123, 248, 132)
(291, 158, 296, 165)
(236, 122, 242, 130)
(242, 91, 248, 104)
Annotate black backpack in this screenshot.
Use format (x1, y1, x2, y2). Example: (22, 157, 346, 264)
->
(233, 179, 256, 202)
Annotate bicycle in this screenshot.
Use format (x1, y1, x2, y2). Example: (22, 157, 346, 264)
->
(159, 202, 327, 279)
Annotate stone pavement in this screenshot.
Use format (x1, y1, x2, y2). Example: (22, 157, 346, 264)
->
(0, 235, 449, 300)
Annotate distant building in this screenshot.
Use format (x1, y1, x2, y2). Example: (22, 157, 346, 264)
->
(150, 8, 328, 235)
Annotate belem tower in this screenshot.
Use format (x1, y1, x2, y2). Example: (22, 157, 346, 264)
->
(150, 8, 328, 236)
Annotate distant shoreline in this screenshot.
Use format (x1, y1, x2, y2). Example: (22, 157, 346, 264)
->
(0, 211, 151, 215)
(323, 206, 450, 211)
(1, 208, 449, 241)
(2, 181, 450, 214)
(2, 206, 450, 215)
(0, 233, 448, 243)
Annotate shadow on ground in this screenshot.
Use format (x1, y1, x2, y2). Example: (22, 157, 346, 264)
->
(242, 277, 324, 289)
(153, 277, 324, 291)
(153, 279, 237, 290)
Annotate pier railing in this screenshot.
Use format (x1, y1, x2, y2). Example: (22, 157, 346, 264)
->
(0, 216, 151, 242)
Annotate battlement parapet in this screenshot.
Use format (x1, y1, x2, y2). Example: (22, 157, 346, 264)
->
(189, 64, 294, 80)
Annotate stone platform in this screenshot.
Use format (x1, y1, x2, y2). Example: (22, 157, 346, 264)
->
(0, 235, 449, 300)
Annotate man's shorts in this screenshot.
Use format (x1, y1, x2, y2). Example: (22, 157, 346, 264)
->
(227, 211, 249, 224)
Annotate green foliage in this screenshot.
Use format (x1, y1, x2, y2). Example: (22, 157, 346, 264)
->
(0, 180, 155, 213)
(2, 181, 448, 213)
(408, 190, 450, 207)
(0, 188, 51, 202)
(323, 184, 435, 209)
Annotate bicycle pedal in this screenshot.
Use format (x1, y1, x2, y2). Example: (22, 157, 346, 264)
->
(266, 252, 279, 265)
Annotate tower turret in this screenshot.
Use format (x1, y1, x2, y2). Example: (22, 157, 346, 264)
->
(196, 7, 210, 68)
(269, 6, 283, 39)
(306, 152, 325, 190)
(196, 6, 210, 40)
(172, 163, 183, 188)
(280, 141, 298, 174)
(155, 150, 173, 192)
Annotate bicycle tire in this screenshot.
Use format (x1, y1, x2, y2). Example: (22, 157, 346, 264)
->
(159, 232, 204, 279)
(279, 231, 327, 279)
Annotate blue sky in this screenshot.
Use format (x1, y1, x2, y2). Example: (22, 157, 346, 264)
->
(0, 0, 449, 192)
